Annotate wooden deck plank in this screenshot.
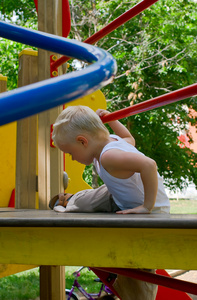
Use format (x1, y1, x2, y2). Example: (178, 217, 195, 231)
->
(0, 209, 196, 228)
(0, 209, 196, 270)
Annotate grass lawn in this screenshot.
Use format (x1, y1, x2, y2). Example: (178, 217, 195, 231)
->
(0, 267, 100, 300)
(0, 269, 40, 300)
(170, 199, 197, 214)
(0, 200, 196, 299)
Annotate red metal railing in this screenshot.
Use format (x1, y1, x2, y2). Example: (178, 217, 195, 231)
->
(95, 267, 197, 296)
(52, 0, 159, 69)
(101, 83, 197, 123)
(62, 0, 71, 38)
(34, 0, 38, 12)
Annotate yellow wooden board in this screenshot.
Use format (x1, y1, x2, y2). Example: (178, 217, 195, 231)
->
(0, 227, 196, 270)
(0, 264, 37, 279)
(0, 122, 16, 207)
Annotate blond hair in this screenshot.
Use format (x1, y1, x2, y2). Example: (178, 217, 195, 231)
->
(52, 105, 109, 147)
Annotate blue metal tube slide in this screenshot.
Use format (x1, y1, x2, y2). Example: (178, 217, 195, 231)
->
(0, 21, 117, 126)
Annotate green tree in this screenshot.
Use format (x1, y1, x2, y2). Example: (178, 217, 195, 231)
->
(70, 0, 197, 190)
(0, 0, 37, 89)
(0, 0, 37, 25)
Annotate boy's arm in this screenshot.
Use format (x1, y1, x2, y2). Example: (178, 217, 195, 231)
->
(117, 156, 158, 214)
(101, 150, 158, 214)
(96, 109, 135, 146)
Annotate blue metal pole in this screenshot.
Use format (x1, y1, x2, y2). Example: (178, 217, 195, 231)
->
(0, 21, 117, 126)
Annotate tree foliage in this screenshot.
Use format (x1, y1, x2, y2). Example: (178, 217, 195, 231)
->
(0, 0, 37, 25)
(0, 0, 197, 190)
(70, 0, 197, 190)
(0, 0, 37, 89)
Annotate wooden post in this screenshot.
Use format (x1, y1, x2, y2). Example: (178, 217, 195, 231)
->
(38, 0, 64, 210)
(40, 266, 65, 300)
(38, 0, 65, 299)
(15, 49, 38, 209)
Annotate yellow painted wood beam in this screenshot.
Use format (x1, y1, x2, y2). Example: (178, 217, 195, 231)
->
(0, 227, 196, 270)
(0, 264, 37, 279)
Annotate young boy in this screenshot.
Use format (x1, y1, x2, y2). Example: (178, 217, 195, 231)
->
(52, 105, 170, 215)
(52, 105, 170, 300)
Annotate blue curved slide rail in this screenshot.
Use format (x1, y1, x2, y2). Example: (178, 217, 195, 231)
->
(0, 21, 117, 126)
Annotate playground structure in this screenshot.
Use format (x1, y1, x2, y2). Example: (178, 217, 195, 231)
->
(0, 0, 197, 299)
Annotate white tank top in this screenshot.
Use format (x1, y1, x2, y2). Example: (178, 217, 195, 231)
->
(94, 134, 170, 210)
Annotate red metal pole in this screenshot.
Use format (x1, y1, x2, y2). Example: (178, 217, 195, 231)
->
(52, 0, 159, 69)
(96, 267, 197, 295)
(34, 0, 38, 12)
(85, 0, 159, 45)
(101, 83, 197, 123)
(90, 267, 120, 298)
(62, 0, 71, 38)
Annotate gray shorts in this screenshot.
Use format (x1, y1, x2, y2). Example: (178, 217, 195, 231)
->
(64, 184, 120, 213)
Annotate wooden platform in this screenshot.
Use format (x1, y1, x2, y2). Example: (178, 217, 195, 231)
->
(0, 208, 197, 270)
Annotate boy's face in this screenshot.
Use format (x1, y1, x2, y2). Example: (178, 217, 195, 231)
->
(58, 138, 94, 166)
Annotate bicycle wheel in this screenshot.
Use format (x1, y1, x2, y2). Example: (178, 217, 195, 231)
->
(66, 289, 79, 300)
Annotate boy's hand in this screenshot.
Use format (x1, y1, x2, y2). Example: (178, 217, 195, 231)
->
(116, 205, 151, 214)
(96, 108, 135, 146)
(96, 109, 109, 118)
